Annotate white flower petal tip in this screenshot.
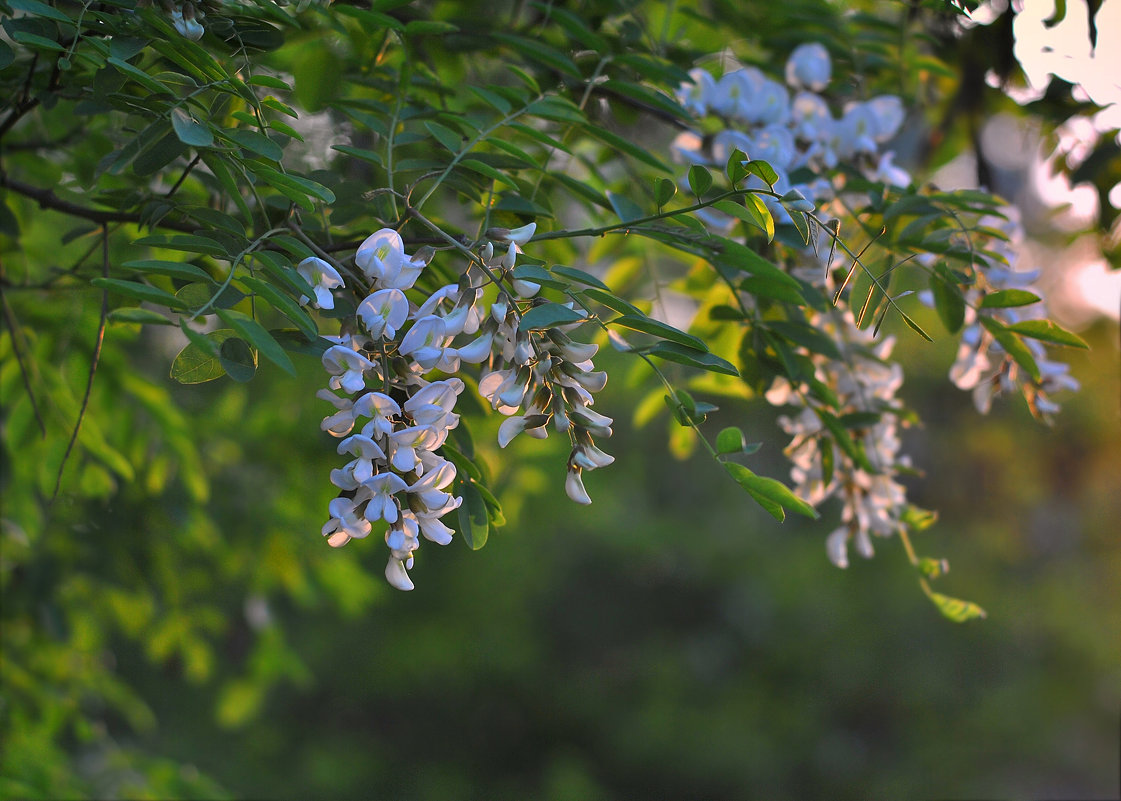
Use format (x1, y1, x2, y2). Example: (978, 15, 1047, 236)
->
(826, 527, 849, 569)
(506, 222, 537, 246)
(565, 468, 593, 505)
(385, 558, 415, 591)
(326, 531, 351, 548)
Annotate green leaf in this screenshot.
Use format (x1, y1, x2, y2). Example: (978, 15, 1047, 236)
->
(425, 120, 464, 153)
(724, 462, 819, 521)
(980, 289, 1043, 309)
(10, 0, 73, 24)
(582, 125, 671, 173)
(925, 587, 987, 622)
(170, 109, 213, 148)
(713, 197, 773, 240)
(744, 160, 778, 187)
(171, 328, 237, 383)
(215, 309, 296, 375)
(601, 78, 688, 119)
(108, 308, 174, 326)
(1005, 319, 1089, 349)
(716, 426, 746, 455)
(404, 19, 460, 34)
(918, 557, 950, 580)
(898, 309, 934, 342)
(725, 147, 749, 185)
(519, 302, 587, 331)
(788, 209, 811, 244)
(768, 320, 843, 360)
(654, 178, 677, 208)
(92, 278, 188, 310)
(238, 275, 319, 341)
(607, 191, 644, 223)
(106, 56, 172, 94)
(133, 234, 228, 257)
(11, 30, 65, 52)
(578, 287, 643, 317)
(612, 314, 707, 351)
(978, 317, 1041, 381)
(714, 239, 802, 289)
(248, 74, 292, 90)
(229, 129, 283, 162)
(511, 265, 567, 290)
(688, 165, 712, 198)
(249, 165, 335, 210)
(219, 337, 257, 382)
(551, 265, 609, 291)
(645, 341, 739, 376)
(457, 482, 489, 550)
(216, 336, 256, 383)
(930, 267, 965, 333)
(121, 259, 213, 283)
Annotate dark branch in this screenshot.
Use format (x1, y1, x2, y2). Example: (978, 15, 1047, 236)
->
(0, 172, 197, 233)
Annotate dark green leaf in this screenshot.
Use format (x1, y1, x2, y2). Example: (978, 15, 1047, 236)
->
(654, 178, 677, 208)
(578, 287, 643, 317)
(645, 341, 739, 376)
(238, 275, 319, 341)
(552, 265, 609, 291)
(930, 267, 965, 333)
(219, 337, 257, 382)
(688, 165, 713, 198)
(425, 120, 464, 153)
(216, 308, 296, 375)
(171, 109, 213, 148)
(108, 308, 174, 326)
(229, 129, 283, 162)
(121, 259, 213, 283)
(457, 481, 489, 550)
(519, 302, 587, 331)
(607, 192, 644, 223)
(583, 125, 671, 173)
(612, 314, 706, 350)
(92, 278, 188, 310)
(170, 328, 237, 383)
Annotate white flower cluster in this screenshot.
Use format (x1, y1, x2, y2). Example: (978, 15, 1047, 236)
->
(673, 43, 909, 225)
(166, 3, 204, 40)
(929, 210, 1079, 420)
(765, 311, 910, 569)
(300, 223, 614, 590)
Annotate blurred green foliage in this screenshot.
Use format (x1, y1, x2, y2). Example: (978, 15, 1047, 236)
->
(2, 0, 1120, 798)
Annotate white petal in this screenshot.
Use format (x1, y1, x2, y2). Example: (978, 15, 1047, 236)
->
(385, 558, 415, 591)
(565, 468, 592, 505)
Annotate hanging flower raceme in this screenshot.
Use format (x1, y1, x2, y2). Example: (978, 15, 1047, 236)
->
(919, 208, 1080, 421)
(312, 223, 616, 590)
(764, 309, 912, 570)
(672, 43, 908, 229)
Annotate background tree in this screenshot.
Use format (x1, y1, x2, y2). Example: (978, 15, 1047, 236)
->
(2, 0, 1118, 798)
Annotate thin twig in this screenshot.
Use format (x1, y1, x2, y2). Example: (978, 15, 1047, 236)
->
(0, 292, 47, 436)
(166, 154, 203, 198)
(51, 225, 110, 501)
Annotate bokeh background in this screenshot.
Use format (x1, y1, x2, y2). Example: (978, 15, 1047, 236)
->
(3, 1, 1121, 799)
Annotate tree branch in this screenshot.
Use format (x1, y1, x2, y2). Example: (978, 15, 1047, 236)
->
(0, 172, 197, 233)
